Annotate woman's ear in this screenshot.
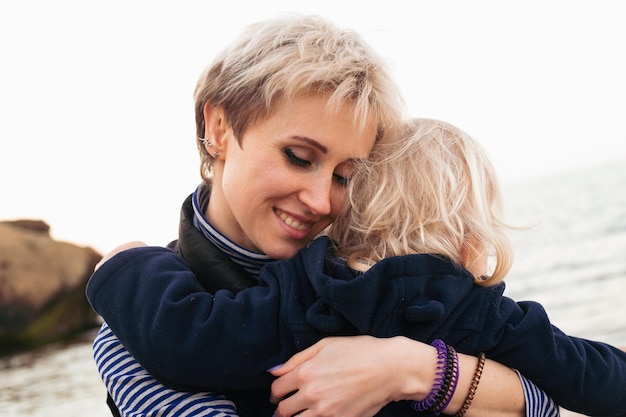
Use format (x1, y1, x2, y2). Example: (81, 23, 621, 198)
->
(203, 101, 229, 154)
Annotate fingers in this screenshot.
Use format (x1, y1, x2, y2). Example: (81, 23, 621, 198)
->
(270, 336, 386, 417)
(269, 366, 297, 406)
(269, 339, 337, 405)
(272, 392, 304, 417)
(269, 338, 331, 377)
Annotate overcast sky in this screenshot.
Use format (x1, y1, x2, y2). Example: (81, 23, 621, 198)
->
(1, 1, 625, 254)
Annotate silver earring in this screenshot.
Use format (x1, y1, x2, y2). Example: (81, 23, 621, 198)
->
(201, 138, 212, 147)
(213, 151, 220, 158)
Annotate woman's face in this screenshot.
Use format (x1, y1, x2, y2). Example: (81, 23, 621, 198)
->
(207, 94, 378, 260)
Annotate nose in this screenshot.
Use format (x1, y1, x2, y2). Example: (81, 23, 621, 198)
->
(299, 173, 333, 216)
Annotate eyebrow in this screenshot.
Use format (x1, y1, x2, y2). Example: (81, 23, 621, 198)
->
(292, 136, 328, 153)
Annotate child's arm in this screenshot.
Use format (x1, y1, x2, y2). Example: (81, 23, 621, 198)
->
(87, 246, 294, 390)
(481, 295, 626, 416)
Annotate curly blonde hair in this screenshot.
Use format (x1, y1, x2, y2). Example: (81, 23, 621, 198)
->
(328, 118, 514, 285)
(193, 14, 405, 181)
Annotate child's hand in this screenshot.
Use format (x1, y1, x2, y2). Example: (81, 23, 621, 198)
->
(95, 241, 147, 271)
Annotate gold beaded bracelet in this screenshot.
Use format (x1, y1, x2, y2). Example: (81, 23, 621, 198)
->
(453, 352, 485, 417)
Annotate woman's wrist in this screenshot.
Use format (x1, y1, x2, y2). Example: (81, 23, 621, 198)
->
(410, 340, 460, 414)
(386, 336, 439, 402)
(435, 352, 476, 414)
(393, 339, 524, 417)
(444, 354, 525, 417)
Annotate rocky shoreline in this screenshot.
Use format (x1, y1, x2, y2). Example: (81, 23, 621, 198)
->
(0, 219, 102, 356)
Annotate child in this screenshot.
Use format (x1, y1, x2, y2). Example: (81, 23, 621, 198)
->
(88, 118, 626, 416)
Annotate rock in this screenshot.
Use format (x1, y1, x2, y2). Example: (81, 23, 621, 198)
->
(0, 219, 102, 355)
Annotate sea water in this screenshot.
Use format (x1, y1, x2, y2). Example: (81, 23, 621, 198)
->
(1, 159, 625, 417)
(503, 158, 626, 345)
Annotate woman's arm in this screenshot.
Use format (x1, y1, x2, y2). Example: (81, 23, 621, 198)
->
(270, 336, 528, 417)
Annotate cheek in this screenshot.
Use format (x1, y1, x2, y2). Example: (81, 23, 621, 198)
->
(328, 188, 349, 219)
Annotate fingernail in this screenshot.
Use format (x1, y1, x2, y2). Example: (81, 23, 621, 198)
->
(267, 364, 283, 372)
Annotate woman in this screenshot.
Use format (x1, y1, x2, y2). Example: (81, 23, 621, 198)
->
(89, 118, 626, 416)
(89, 15, 557, 417)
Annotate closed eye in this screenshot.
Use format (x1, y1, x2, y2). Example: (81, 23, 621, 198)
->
(286, 147, 350, 186)
(284, 148, 311, 168)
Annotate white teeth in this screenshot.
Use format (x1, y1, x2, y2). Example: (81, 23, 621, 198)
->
(278, 211, 308, 231)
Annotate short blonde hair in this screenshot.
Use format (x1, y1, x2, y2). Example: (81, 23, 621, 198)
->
(329, 118, 514, 285)
(193, 14, 405, 181)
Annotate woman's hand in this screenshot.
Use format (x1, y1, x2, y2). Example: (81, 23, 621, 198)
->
(269, 335, 436, 417)
(270, 335, 526, 417)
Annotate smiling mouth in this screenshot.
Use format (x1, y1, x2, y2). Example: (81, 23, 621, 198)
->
(276, 210, 309, 231)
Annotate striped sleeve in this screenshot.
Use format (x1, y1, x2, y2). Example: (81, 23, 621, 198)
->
(515, 370, 561, 417)
(93, 322, 239, 417)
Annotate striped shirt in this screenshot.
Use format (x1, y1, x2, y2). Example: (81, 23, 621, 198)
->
(191, 184, 272, 277)
(94, 322, 238, 417)
(517, 370, 561, 417)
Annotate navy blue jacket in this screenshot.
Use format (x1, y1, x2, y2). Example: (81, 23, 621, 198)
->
(87, 236, 626, 416)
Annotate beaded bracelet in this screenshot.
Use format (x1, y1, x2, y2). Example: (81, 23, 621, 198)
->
(454, 352, 485, 417)
(410, 339, 459, 415)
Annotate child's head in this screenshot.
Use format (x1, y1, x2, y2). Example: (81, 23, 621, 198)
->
(329, 118, 513, 285)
